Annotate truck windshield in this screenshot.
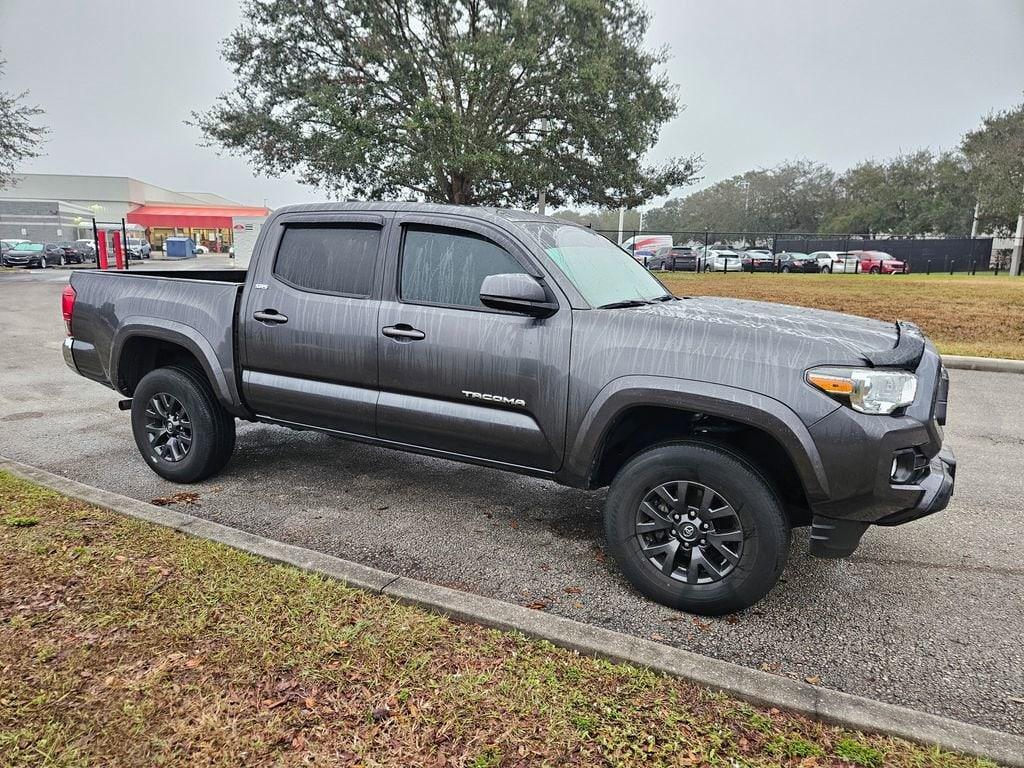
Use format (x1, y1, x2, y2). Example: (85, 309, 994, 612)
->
(521, 223, 671, 308)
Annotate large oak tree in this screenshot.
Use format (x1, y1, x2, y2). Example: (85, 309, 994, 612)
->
(196, 0, 698, 207)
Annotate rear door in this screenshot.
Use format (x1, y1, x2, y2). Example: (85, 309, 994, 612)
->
(375, 214, 571, 472)
(239, 212, 387, 435)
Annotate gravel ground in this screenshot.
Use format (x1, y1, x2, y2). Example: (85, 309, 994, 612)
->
(2, 268, 1022, 735)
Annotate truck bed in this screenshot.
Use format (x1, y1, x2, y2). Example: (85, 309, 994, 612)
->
(66, 269, 246, 411)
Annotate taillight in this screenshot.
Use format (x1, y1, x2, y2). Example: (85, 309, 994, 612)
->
(61, 284, 76, 337)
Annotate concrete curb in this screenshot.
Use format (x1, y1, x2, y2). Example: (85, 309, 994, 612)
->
(3, 455, 1022, 767)
(943, 355, 1024, 374)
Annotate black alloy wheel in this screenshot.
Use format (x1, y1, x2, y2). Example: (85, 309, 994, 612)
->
(143, 392, 193, 462)
(635, 480, 744, 585)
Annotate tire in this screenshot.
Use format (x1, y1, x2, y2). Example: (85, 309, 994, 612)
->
(869, 266, 880, 274)
(819, 265, 830, 274)
(39, 255, 47, 269)
(781, 266, 791, 273)
(130, 366, 236, 483)
(58, 254, 66, 266)
(605, 441, 790, 615)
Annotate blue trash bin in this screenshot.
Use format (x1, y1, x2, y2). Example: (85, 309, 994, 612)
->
(164, 237, 196, 259)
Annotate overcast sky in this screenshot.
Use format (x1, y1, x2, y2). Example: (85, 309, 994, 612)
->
(1, 0, 1022, 209)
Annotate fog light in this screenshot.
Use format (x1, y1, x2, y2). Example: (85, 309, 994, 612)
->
(891, 448, 926, 484)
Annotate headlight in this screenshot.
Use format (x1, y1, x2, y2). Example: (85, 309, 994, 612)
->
(806, 366, 917, 414)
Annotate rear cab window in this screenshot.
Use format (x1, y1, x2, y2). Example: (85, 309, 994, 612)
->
(273, 225, 381, 296)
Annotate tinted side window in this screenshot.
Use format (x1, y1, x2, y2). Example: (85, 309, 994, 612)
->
(274, 225, 380, 296)
(400, 227, 526, 309)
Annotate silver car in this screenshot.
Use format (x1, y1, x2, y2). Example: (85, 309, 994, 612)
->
(809, 251, 860, 273)
(698, 245, 743, 272)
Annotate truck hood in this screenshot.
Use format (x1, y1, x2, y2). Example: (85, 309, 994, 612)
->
(569, 295, 909, 426)
(645, 295, 899, 360)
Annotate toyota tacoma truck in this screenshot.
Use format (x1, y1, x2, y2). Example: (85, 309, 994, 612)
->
(60, 202, 955, 615)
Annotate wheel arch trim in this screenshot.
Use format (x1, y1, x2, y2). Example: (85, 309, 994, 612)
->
(109, 319, 246, 417)
(565, 375, 831, 501)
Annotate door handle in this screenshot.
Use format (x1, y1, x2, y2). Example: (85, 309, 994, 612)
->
(253, 309, 288, 324)
(381, 324, 425, 341)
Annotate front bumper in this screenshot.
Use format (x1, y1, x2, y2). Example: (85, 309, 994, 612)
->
(806, 345, 955, 557)
(809, 446, 955, 557)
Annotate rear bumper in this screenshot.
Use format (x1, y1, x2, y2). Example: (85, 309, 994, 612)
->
(62, 337, 78, 373)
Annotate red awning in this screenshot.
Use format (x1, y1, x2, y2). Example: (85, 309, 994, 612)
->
(126, 204, 270, 229)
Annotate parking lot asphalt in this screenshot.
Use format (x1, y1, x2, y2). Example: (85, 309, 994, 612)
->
(2, 266, 1022, 735)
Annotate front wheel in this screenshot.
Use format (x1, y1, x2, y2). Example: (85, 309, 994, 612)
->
(781, 266, 791, 273)
(605, 442, 790, 615)
(131, 366, 236, 483)
(819, 265, 830, 273)
(869, 266, 880, 274)
(39, 255, 47, 269)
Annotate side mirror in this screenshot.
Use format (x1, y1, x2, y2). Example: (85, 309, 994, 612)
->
(479, 273, 557, 317)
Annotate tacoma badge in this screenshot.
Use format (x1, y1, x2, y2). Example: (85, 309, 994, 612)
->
(462, 390, 526, 407)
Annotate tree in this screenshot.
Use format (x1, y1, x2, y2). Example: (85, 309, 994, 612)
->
(551, 207, 641, 232)
(822, 151, 973, 236)
(962, 100, 1024, 235)
(642, 160, 836, 235)
(196, 0, 699, 208)
(0, 56, 47, 189)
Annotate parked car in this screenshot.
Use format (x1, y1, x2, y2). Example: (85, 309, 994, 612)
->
(75, 239, 97, 261)
(2, 241, 66, 268)
(632, 248, 656, 267)
(740, 250, 775, 272)
(61, 202, 955, 615)
(698, 245, 743, 272)
(809, 251, 859, 273)
(56, 241, 86, 264)
(1, 238, 29, 258)
(775, 252, 818, 273)
(195, 244, 210, 255)
(127, 238, 152, 260)
(620, 234, 673, 257)
(853, 250, 909, 274)
(648, 245, 698, 271)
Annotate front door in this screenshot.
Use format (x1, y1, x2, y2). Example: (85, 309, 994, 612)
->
(376, 215, 571, 472)
(240, 213, 387, 435)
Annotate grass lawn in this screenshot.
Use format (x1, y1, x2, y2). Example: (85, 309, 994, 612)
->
(0, 471, 997, 767)
(658, 272, 1024, 360)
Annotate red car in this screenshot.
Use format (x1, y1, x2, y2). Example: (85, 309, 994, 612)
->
(853, 250, 909, 274)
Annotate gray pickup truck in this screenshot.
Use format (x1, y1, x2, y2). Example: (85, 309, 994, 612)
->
(61, 202, 955, 614)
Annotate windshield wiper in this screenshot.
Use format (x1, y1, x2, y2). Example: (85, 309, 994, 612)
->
(651, 294, 676, 302)
(597, 299, 654, 309)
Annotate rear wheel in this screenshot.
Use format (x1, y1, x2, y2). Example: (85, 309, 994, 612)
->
(39, 255, 47, 269)
(782, 265, 791, 273)
(820, 265, 830, 273)
(869, 266, 880, 274)
(605, 442, 790, 615)
(131, 366, 235, 483)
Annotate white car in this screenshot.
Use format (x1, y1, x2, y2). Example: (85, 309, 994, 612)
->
(195, 244, 210, 254)
(698, 245, 743, 272)
(809, 251, 859, 273)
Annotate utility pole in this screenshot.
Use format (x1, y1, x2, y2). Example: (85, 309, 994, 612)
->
(970, 200, 980, 239)
(617, 206, 625, 245)
(1011, 179, 1024, 276)
(536, 118, 549, 216)
(638, 209, 644, 233)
